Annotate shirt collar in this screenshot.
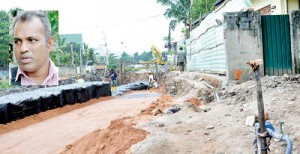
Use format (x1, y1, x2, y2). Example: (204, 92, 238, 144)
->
(15, 58, 58, 82)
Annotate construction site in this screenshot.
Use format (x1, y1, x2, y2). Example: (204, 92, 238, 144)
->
(0, 68, 299, 153)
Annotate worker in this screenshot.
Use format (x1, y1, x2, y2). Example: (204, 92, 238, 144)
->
(153, 80, 158, 88)
(148, 72, 154, 89)
(177, 47, 186, 72)
(76, 75, 84, 83)
(107, 69, 117, 92)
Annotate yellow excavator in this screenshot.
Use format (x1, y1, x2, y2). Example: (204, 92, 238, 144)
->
(151, 44, 167, 65)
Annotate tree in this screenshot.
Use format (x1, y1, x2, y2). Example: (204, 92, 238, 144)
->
(83, 43, 89, 65)
(69, 42, 81, 66)
(139, 51, 152, 62)
(48, 11, 59, 38)
(157, 0, 191, 30)
(157, 0, 215, 39)
(121, 52, 133, 63)
(94, 53, 105, 64)
(107, 53, 119, 70)
(192, 0, 215, 21)
(88, 48, 95, 63)
(133, 52, 139, 63)
(48, 10, 61, 65)
(50, 35, 66, 66)
(81, 43, 97, 65)
(0, 11, 10, 67)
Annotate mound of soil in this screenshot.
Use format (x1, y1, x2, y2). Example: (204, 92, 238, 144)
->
(61, 117, 149, 154)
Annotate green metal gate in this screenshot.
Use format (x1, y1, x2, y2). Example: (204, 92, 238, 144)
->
(261, 15, 292, 76)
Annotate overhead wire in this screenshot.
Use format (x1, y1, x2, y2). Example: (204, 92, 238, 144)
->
(63, 14, 165, 31)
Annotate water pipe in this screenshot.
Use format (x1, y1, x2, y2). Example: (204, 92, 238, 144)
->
(201, 79, 220, 102)
(266, 128, 292, 154)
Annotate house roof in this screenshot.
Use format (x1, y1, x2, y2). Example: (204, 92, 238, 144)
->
(60, 33, 83, 45)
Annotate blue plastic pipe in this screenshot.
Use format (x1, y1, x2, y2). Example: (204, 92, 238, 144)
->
(266, 128, 293, 154)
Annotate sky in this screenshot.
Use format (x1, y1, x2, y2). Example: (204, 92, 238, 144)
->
(0, 0, 184, 56)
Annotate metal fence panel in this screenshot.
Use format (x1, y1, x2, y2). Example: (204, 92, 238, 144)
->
(262, 15, 292, 76)
(186, 0, 249, 74)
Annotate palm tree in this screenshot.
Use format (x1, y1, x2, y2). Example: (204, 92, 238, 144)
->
(54, 36, 67, 66)
(157, 0, 215, 40)
(157, 0, 191, 52)
(157, 0, 191, 31)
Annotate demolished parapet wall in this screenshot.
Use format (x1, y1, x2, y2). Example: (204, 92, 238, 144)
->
(161, 71, 225, 104)
(198, 73, 224, 88)
(223, 11, 264, 82)
(290, 10, 300, 74)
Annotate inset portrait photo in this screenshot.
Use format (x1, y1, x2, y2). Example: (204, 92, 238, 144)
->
(9, 10, 59, 86)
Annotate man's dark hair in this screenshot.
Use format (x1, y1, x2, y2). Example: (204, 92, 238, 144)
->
(13, 10, 52, 41)
(179, 47, 183, 50)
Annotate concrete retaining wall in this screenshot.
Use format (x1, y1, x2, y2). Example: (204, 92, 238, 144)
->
(290, 10, 300, 74)
(223, 11, 263, 81)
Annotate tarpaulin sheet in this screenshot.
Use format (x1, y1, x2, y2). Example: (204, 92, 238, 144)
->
(0, 82, 110, 124)
(0, 81, 148, 124)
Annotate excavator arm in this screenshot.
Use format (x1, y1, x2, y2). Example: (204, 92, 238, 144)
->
(151, 44, 167, 65)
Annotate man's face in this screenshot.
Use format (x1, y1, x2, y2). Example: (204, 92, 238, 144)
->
(13, 17, 53, 73)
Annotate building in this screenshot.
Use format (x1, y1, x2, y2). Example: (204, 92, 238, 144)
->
(186, 0, 300, 81)
(252, 0, 299, 15)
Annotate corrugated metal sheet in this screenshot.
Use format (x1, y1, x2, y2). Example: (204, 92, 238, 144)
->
(261, 15, 292, 75)
(187, 0, 250, 74)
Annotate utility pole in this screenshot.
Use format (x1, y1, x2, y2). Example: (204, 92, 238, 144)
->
(119, 58, 123, 85)
(102, 31, 109, 75)
(71, 43, 74, 65)
(79, 46, 83, 74)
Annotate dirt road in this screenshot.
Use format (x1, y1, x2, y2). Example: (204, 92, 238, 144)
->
(0, 91, 161, 154)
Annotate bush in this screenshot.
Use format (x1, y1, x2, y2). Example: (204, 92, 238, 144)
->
(0, 79, 10, 88)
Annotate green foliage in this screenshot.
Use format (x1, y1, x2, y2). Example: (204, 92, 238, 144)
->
(52, 35, 67, 66)
(51, 37, 98, 67)
(181, 27, 190, 39)
(47, 10, 61, 66)
(107, 53, 119, 70)
(121, 52, 133, 63)
(133, 52, 139, 63)
(88, 48, 95, 63)
(0, 79, 10, 88)
(9, 7, 22, 17)
(192, 0, 215, 21)
(83, 43, 89, 65)
(50, 52, 59, 65)
(168, 50, 177, 55)
(157, 0, 190, 27)
(0, 11, 10, 67)
(59, 52, 72, 65)
(94, 53, 105, 64)
(138, 51, 152, 62)
(47, 11, 59, 37)
(157, 0, 215, 39)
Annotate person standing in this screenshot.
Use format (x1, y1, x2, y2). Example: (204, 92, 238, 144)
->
(12, 10, 58, 86)
(108, 69, 117, 91)
(148, 72, 154, 89)
(177, 47, 186, 72)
